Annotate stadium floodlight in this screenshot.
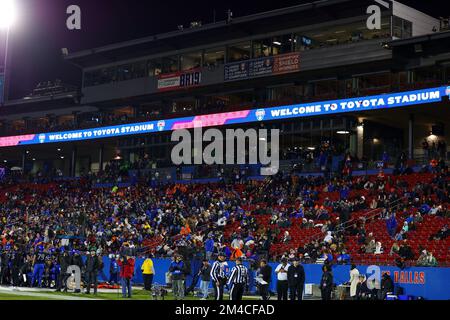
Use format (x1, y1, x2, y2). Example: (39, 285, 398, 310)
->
(0, 0, 17, 29)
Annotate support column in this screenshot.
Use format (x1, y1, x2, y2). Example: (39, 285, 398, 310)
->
(99, 145, 104, 172)
(70, 145, 77, 177)
(357, 123, 364, 160)
(21, 150, 26, 172)
(408, 114, 414, 160)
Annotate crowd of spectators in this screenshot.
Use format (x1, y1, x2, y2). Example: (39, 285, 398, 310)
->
(0, 160, 448, 290)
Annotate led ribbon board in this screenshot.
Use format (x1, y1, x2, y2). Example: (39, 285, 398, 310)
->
(0, 86, 449, 148)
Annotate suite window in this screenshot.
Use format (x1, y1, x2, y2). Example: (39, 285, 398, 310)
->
(393, 16, 412, 39)
(253, 38, 273, 58)
(272, 35, 293, 55)
(180, 51, 202, 71)
(148, 59, 163, 76)
(227, 42, 251, 62)
(204, 47, 225, 66)
(162, 56, 179, 73)
(117, 64, 132, 81)
(131, 61, 147, 79)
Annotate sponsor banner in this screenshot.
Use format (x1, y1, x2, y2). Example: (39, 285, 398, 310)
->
(224, 52, 301, 82)
(0, 86, 448, 148)
(157, 69, 202, 92)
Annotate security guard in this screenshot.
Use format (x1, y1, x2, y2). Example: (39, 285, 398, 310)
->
(227, 257, 248, 301)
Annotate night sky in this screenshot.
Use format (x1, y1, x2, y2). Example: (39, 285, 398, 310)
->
(4, 0, 450, 99)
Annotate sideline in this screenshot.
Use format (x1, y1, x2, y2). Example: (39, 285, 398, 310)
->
(0, 286, 101, 300)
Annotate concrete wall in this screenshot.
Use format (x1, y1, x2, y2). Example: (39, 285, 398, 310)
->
(392, 1, 440, 36)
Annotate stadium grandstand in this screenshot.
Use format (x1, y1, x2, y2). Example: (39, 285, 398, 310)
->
(0, 0, 448, 301)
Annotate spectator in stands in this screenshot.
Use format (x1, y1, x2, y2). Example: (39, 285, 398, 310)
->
(323, 231, 333, 244)
(426, 252, 438, 267)
(429, 225, 449, 241)
(390, 242, 400, 256)
(374, 242, 384, 255)
(365, 240, 376, 254)
(398, 241, 414, 260)
(337, 250, 351, 265)
(417, 250, 429, 266)
(386, 213, 398, 238)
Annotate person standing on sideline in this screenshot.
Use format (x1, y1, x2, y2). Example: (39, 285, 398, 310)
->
(227, 257, 249, 301)
(349, 264, 360, 300)
(256, 259, 272, 300)
(275, 258, 290, 300)
(118, 255, 135, 298)
(141, 254, 155, 291)
(287, 257, 305, 301)
(199, 259, 212, 300)
(31, 246, 46, 288)
(85, 250, 100, 295)
(169, 254, 186, 300)
(210, 252, 228, 300)
(56, 249, 71, 292)
(320, 264, 333, 300)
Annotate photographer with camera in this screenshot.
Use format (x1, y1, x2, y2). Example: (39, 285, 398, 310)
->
(118, 255, 135, 299)
(55, 249, 71, 292)
(275, 258, 290, 300)
(256, 259, 272, 300)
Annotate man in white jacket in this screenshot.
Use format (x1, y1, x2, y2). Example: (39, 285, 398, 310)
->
(349, 264, 360, 299)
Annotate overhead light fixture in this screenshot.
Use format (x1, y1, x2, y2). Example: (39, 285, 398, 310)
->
(3, 160, 7, 163)
(26, 150, 30, 154)
(0, 0, 18, 29)
(60, 156, 65, 159)
(32, 158, 36, 161)
(57, 148, 61, 152)
(273, 41, 282, 46)
(337, 130, 350, 135)
(307, 147, 316, 151)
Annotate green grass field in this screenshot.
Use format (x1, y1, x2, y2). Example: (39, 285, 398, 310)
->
(0, 289, 258, 301)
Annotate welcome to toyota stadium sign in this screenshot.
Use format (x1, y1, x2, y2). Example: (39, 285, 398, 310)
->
(0, 86, 448, 148)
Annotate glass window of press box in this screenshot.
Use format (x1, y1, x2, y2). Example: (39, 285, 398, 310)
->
(296, 16, 391, 49)
(204, 47, 225, 67)
(392, 16, 412, 39)
(253, 35, 293, 58)
(227, 42, 251, 62)
(180, 51, 202, 71)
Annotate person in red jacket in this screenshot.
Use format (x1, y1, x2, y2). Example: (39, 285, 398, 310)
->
(118, 255, 135, 298)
